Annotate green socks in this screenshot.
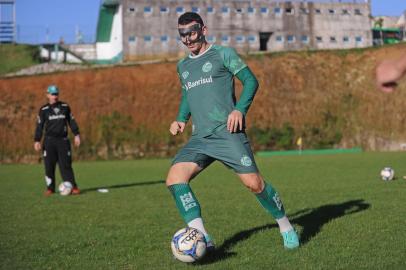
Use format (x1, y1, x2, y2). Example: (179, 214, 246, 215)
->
(256, 182, 286, 219)
(168, 183, 201, 223)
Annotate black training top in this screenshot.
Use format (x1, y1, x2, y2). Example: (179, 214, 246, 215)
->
(34, 101, 80, 141)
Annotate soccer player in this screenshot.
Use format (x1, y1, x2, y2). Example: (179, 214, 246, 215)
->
(166, 12, 299, 250)
(376, 53, 406, 92)
(34, 85, 81, 196)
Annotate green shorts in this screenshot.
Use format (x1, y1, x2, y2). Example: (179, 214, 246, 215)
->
(172, 127, 259, 174)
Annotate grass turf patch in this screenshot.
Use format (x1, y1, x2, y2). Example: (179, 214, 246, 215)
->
(0, 152, 405, 269)
(0, 44, 40, 76)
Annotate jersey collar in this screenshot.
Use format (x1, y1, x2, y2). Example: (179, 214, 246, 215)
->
(188, 44, 213, 59)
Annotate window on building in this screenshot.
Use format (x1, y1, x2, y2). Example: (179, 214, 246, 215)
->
(355, 36, 363, 42)
(236, 35, 245, 43)
(128, 36, 136, 43)
(207, 6, 215, 14)
(144, 36, 152, 42)
(316, 36, 323, 42)
(285, 8, 294, 15)
(274, 7, 282, 14)
(160, 35, 169, 42)
(128, 7, 135, 13)
(247, 7, 255, 14)
(300, 8, 309, 14)
(144, 6, 153, 14)
(328, 9, 335, 14)
(192, 7, 200, 13)
(207, 35, 216, 43)
(315, 9, 322, 14)
(343, 36, 350, 43)
(221, 7, 230, 14)
(248, 35, 256, 43)
(342, 9, 349, 15)
(160, 6, 169, 14)
(330, 36, 337, 43)
(301, 35, 309, 43)
(287, 35, 295, 43)
(235, 8, 243, 14)
(276, 35, 284, 42)
(260, 7, 269, 14)
(354, 9, 362, 15)
(221, 35, 230, 43)
(176, 6, 184, 14)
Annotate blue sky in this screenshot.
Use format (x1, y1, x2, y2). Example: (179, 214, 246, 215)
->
(10, 0, 406, 44)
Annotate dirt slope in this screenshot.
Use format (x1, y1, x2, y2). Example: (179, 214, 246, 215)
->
(1, 44, 405, 162)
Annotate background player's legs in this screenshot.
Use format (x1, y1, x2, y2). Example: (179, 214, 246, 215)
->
(43, 139, 57, 193)
(166, 162, 212, 243)
(238, 172, 299, 248)
(57, 139, 77, 188)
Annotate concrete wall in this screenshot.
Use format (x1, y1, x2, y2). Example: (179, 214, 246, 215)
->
(122, 0, 372, 60)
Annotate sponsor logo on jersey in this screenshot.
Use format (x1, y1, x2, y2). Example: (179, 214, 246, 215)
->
(202, 61, 212, 72)
(184, 76, 213, 91)
(49, 114, 66, 120)
(241, 155, 252, 167)
(180, 192, 197, 211)
(182, 71, 189, 79)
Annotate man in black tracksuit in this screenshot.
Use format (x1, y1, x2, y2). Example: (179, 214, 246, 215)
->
(34, 85, 81, 196)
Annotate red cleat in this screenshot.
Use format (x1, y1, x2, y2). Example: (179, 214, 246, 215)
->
(44, 189, 54, 196)
(71, 187, 81, 195)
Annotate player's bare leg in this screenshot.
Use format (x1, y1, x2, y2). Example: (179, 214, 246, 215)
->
(237, 172, 300, 249)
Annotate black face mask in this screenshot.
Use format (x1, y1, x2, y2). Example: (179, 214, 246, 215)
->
(178, 23, 205, 45)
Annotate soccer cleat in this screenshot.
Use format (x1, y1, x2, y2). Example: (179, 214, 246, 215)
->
(71, 187, 81, 195)
(281, 229, 300, 249)
(44, 189, 54, 196)
(205, 235, 215, 252)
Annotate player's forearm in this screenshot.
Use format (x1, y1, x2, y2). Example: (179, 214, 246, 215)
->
(235, 67, 259, 115)
(176, 88, 191, 122)
(34, 127, 43, 142)
(69, 121, 80, 136)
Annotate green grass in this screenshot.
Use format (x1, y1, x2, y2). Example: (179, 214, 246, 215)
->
(0, 44, 40, 75)
(1, 152, 405, 269)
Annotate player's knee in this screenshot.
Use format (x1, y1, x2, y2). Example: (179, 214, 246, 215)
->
(242, 175, 264, 193)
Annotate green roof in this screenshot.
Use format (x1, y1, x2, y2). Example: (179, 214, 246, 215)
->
(372, 27, 401, 32)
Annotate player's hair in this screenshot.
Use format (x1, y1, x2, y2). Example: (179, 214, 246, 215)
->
(178, 12, 204, 26)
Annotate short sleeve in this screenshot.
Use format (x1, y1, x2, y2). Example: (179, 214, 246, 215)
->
(221, 47, 247, 75)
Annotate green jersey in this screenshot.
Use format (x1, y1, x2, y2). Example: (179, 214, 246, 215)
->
(176, 44, 249, 137)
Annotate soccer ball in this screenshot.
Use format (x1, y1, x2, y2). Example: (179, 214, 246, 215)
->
(380, 167, 394, 181)
(58, 181, 73, 196)
(171, 227, 207, 263)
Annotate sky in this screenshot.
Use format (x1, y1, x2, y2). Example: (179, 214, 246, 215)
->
(7, 0, 406, 44)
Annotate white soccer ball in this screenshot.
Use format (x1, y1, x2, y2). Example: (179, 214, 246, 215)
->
(171, 227, 207, 263)
(380, 167, 395, 181)
(58, 181, 73, 196)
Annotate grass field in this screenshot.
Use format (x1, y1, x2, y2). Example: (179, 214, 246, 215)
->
(0, 44, 40, 76)
(1, 152, 405, 269)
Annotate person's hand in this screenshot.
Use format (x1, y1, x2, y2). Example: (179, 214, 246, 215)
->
(227, 110, 243, 133)
(376, 60, 405, 93)
(169, 121, 186, 136)
(74, 135, 81, 147)
(34, 142, 41, 152)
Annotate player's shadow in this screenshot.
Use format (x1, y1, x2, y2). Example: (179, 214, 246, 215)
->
(80, 180, 165, 194)
(198, 199, 370, 265)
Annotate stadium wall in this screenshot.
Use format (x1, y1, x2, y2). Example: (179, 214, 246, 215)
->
(121, 0, 372, 60)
